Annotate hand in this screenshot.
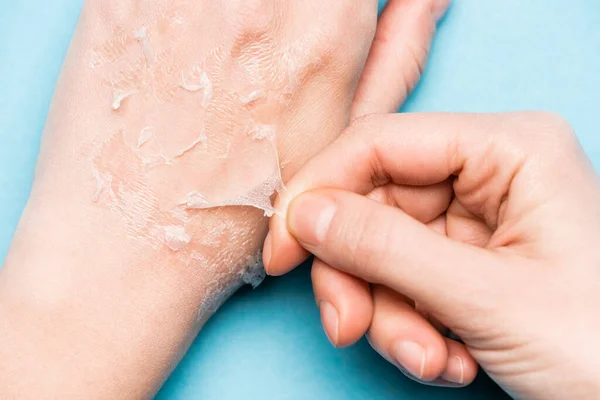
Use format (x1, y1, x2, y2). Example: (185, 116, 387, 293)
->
(263, 112, 600, 399)
(0, 0, 449, 398)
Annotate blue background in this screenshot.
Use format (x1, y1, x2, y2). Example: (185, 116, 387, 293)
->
(1, 1, 598, 399)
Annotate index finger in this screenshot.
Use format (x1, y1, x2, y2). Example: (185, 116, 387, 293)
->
(264, 112, 493, 276)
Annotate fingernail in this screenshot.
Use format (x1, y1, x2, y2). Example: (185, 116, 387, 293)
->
(288, 193, 336, 246)
(390, 341, 426, 380)
(318, 300, 339, 347)
(263, 232, 272, 274)
(442, 356, 465, 385)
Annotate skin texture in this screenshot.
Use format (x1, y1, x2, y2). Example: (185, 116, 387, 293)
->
(0, 0, 448, 398)
(264, 112, 600, 398)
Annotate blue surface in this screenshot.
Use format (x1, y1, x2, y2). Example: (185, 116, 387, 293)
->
(1, 1, 598, 399)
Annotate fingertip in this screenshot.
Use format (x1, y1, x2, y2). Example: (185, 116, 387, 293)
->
(264, 214, 311, 276)
(368, 286, 448, 382)
(441, 338, 478, 386)
(312, 260, 373, 348)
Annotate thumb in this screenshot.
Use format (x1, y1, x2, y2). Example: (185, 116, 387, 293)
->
(287, 188, 502, 316)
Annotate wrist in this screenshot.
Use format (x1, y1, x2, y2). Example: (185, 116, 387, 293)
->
(0, 193, 266, 398)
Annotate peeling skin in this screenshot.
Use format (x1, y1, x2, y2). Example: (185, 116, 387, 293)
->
(91, 168, 104, 202)
(137, 127, 153, 148)
(174, 132, 208, 158)
(164, 226, 191, 251)
(87, 6, 319, 298)
(182, 167, 283, 217)
(183, 191, 209, 208)
(141, 154, 171, 172)
(241, 249, 266, 288)
(134, 26, 154, 65)
(250, 124, 276, 141)
(180, 65, 213, 108)
(112, 89, 136, 110)
(239, 89, 265, 106)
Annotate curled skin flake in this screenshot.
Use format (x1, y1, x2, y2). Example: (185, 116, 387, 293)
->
(134, 26, 154, 65)
(91, 169, 104, 202)
(91, 168, 117, 203)
(180, 66, 213, 107)
(112, 89, 136, 110)
(141, 154, 172, 172)
(183, 168, 283, 217)
(240, 89, 265, 106)
(164, 226, 191, 251)
(137, 127, 153, 148)
(215, 141, 231, 159)
(174, 132, 208, 158)
(199, 72, 213, 107)
(183, 191, 209, 208)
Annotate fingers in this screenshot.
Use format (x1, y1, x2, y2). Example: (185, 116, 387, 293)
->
(323, 283, 478, 386)
(312, 258, 373, 348)
(311, 189, 451, 349)
(366, 286, 449, 382)
(286, 188, 501, 313)
(263, 112, 527, 277)
(313, 211, 452, 349)
(265, 171, 452, 276)
(351, 0, 451, 118)
(440, 337, 478, 386)
(366, 286, 478, 386)
(366, 180, 453, 223)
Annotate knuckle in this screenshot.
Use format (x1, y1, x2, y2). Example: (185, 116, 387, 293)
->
(228, 0, 273, 30)
(367, 117, 395, 185)
(506, 111, 575, 145)
(529, 111, 574, 140)
(317, 2, 376, 57)
(344, 115, 391, 188)
(484, 112, 577, 168)
(228, 0, 274, 53)
(339, 1, 377, 36)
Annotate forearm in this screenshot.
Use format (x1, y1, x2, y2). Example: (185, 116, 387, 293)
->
(0, 0, 358, 397)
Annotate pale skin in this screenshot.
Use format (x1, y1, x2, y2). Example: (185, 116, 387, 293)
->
(0, 0, 449, 398)
(264, 112, 600, 399)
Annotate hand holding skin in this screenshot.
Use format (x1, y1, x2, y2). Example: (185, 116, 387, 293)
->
(263, 112, 600, 399)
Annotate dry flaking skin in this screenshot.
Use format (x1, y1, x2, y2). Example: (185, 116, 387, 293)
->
(86, 4, 321, 302)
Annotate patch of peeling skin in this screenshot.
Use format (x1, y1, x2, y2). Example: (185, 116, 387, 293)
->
(100, 51, 289, 218)
(88, 14, 321, 301)
(182, 168, 283, 218)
